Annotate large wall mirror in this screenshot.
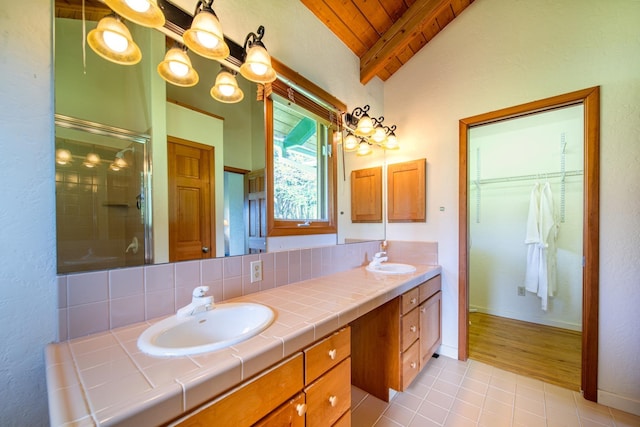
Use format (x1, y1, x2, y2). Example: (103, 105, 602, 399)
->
(54, 2, 378, 274)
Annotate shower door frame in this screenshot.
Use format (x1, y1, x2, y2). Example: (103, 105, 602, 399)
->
(458, 87, 600, 401)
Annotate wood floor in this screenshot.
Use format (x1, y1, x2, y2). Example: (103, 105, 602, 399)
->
(469, 312, 581, 391)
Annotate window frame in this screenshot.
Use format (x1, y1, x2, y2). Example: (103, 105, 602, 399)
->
(265, 60, 345, 237)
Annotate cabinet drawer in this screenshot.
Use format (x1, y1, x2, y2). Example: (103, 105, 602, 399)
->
(175, 353, 304, 427)
(333, 410, 351, 427)
(253, 392, 306, 427)
(305, 358, 351, 427)
(419, 275, 441, 304)
(401, 288, 419, 315)
(401, 341, 420, 389)
(400, 308, 419, 352)
(305, 327, 351, 385)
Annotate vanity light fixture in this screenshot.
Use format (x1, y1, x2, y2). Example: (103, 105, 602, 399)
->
(103, 0, 165, 28)
(240, 25, 277, 84)
(157, 45, 199, 87)
(55, 148, 73, 165)
(83, 153, 102, 168)
(87, 14, 142, 65)
(343, 105, 400, 154)
(210, 67, 244, 103)
(183, 0, 230, 60)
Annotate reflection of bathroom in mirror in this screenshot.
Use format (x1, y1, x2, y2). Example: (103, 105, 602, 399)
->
(54, 13, 265, 272)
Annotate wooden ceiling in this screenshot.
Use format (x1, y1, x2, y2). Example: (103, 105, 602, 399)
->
(300, 0, 475, 83)
(54, 0, 475, 84)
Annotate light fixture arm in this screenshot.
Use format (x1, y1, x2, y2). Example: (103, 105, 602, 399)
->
(243, 25, 267, 51)
(193, 0, 216, 16)
(344, 104, 370, 129)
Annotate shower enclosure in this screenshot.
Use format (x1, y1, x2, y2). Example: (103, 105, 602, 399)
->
(55, 115, 151, 273)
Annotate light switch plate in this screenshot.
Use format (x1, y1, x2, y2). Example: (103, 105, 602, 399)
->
(250, 260, 262, 283)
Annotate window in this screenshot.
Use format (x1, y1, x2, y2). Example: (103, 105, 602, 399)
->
(265, 62, 344, 236)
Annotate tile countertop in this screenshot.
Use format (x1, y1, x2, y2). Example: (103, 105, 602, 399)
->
(46, 263, 441, 427)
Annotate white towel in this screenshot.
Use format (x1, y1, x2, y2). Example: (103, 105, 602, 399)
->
(524, 183, 541, 293)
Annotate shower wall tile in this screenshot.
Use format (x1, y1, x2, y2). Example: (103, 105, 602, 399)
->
(59, 241, 405, 340)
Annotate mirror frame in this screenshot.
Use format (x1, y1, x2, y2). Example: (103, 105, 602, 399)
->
(458, 86, 600, 401)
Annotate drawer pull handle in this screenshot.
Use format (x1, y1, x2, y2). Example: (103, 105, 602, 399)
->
(296, 403, 307, 416)
(410, 325, 417, 333)
(410, 362, 418, 369)
(328, 349, 337, 360)
(420, 307, 426, 313)
(410, 297, 417, 305)
(329, 395, 338, 407)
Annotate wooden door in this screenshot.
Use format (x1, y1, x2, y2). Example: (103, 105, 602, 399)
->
(247, 169, 266, 253)
(168, 137, 215, 262)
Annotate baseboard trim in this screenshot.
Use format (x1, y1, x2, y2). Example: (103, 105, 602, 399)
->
(470, 306, 582, 332)
(598, 389, 640, 416)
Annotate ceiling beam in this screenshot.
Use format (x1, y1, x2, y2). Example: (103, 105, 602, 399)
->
(359, 0, 450, 84)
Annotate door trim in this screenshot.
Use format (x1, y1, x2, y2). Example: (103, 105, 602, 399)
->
(458, 87, 600, 401)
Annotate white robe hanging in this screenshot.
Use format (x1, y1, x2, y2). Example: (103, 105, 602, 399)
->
(524, 182, 558, 311)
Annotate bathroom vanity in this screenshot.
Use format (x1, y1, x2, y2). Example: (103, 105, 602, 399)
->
(45, 263, 441, 426)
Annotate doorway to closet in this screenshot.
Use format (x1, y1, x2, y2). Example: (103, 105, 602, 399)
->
(458, 87, 600, 401)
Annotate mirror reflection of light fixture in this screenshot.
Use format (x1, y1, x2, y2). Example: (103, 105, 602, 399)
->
(343, 105, 400, 153)
(240, 26, 277, 84)
(183, 0, 230, 60)
(83, 153, 101, 168)
(55, 148, 73, 165)
(157, 45, 199, 87)
(87, 15, 142, 65)
(103, 0, 165, 28)
(210, 68, 244, 103)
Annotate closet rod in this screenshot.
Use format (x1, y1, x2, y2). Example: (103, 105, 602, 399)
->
(476, 169, 583, 185)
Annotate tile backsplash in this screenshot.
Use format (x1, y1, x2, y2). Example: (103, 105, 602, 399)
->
(57, 241, 438, 341)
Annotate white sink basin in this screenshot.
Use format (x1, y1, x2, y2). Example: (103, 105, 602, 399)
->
(366, 263, 416, 275)
(138, 302, 274, 357)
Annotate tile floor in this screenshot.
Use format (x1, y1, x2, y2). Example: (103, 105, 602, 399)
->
(351, 356, 640, 427)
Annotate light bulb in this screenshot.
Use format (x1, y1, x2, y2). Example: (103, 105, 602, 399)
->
(168, 60, 189, 77)
(218, 83, 235, 97)
(372, 126, 387, 143)
(103, 30, 129, 53)
(196, 30, 219, 49)
(250, 62, 268, 76)
(357, 141, 372, 156)
(56, 149, 72, 165)
(114, 157, 128, 168)
(124, 0, 150, 13)
(344, 134, 358, 151)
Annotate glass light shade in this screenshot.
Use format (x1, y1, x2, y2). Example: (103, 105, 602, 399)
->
(354, 114, 374, 137)
(356, 141, 372, 156)
(104, 0, 165, 28)
(343, 134, 358, 151)
(114, 157, 128, 168)
(210, 70, 244, 103)
(56, 149, 72, 165)
(87, 16, 141, 65)
(240, 45, 277, 83)
(83, 153, 101, 168)
(157, 47, 199, 87)
(371, 126, 387, 144)
(384, 133, 399, 150)
(109, 162, 121, 171)
(183, 10, 230, 60)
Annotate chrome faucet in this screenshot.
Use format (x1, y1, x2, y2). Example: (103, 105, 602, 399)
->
(177, 286, 214, 318)
(369, 251, 388, 268)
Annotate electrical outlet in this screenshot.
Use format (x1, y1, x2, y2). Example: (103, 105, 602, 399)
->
(250, 260, 262, 283)
(517, 286, 526, 296)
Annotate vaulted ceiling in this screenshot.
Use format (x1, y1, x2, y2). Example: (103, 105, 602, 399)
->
(55, 0, 475, 84)
(300, 0, 475, 83)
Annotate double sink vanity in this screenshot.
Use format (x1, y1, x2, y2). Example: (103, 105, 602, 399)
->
(46, 259, 441, 426)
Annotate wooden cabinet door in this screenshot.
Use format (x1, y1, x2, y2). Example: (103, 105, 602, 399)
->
(387, 159, 426, 222)
(351, 166, 382, 223)
(419, 291, 442, 367)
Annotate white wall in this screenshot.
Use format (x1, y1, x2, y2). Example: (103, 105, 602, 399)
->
(0, 0, 383, 424)
(384, 0, 640, 414)
(0, 0, 58, 424)
(469, 106, 584, 330)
